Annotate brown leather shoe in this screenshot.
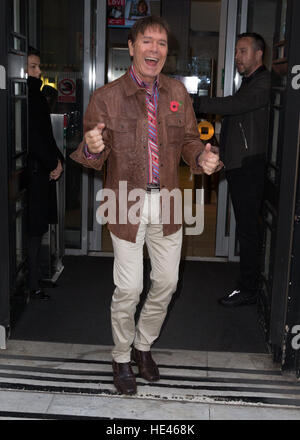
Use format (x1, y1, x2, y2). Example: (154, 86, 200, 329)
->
(132, 348, 160, 382)
(112, 360, 137, 395)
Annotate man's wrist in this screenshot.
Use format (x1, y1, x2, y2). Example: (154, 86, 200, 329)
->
(196, 151, 203, 168)
(84, 144, 102, 160)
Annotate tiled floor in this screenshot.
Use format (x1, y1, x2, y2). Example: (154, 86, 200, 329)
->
(0, 340, 300, 420)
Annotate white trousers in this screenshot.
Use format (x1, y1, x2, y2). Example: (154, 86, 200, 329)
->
(110, 192, 183, 363)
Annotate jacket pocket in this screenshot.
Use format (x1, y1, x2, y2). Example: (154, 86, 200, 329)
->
(239, 122, 249, 151)
(166, 113, 186, 146)
(107, 117, 137, 155)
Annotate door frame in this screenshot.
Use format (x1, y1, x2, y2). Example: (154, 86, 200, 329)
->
(215, 0, 249, 261)
(267, 0, 300, 373)
(65, 0, 107, 256)
(0, 0, 29, 348)
(87, 0, 107, 253)
(0, 0, 9, 348)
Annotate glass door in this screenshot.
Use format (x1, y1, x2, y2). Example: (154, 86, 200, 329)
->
(0, 0, 28, 348)
(214, 0, 249, 261)
(32, 0, 86, 254)
(9, 0, 29, 313)
(31, 0, 107, 256)
(215, 0, 278, 262)
(86, 0, 107, 253)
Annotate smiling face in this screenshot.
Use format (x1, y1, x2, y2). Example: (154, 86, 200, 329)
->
(138, 1, 147, 14)
(128, 25, 168, 84)
(235, 37, 263, 77)
(27, 54, 42, 79)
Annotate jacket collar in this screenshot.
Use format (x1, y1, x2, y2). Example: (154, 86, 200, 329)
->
(27, 76, 43, 90)
(241, 65, 266, 84)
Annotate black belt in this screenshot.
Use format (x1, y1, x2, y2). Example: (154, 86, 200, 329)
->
(146, 184, 160, 193)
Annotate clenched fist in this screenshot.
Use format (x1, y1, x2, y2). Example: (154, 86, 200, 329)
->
(198, 143, 220, 175)
(85, 123, 106, 154)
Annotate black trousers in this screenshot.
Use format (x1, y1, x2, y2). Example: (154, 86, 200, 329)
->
(226, 156, 266, 294)
(27, 234, 43, 291)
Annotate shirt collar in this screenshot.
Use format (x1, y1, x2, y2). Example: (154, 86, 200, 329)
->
(129, 64, 159, 96)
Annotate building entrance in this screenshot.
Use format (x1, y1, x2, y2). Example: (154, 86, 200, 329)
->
(1, 0, 300, 377)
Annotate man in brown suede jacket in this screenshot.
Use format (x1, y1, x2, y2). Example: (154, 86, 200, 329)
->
(71, 15, 221, 395)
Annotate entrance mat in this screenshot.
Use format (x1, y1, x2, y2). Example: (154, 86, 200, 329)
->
(1, 341, 300, 409)
(10, 257, 268, 353)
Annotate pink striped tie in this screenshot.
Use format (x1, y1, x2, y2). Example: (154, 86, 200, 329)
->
(129, 65, 160, 185)
(146, 93, 159, 184)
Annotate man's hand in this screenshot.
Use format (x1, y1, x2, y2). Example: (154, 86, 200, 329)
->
(198, 143, 220, 175)
(85, 123, 106, 154)
(50, 160, 63, 181)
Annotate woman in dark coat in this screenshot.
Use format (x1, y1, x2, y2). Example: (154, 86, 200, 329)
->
(27, 47, 64, 299)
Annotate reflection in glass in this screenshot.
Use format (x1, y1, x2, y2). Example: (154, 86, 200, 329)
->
(266, 210, 273, 226)
(13, 37, 21, 51)
(268, 166, 276, 183)
(280, 0, 287, 41)
(16, 199, 23, 212)
(247, 0, 277, 70)
(274, 92, 281, 107)
(188, 57, 213, 97)
(271, 108, 280, 164)
(38, 0, 85, 249)
(15, 100, 22, 154)
(15, 156, 24, 170)
(264, 226, 272, 280)
(13, 0, 21, 33)
(14, 83, 21, 95)
(14, 81, 25, 96)
(15, 214, 23, 267)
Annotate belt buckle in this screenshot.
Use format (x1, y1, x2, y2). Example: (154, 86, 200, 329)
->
(146, 185, 160, 193)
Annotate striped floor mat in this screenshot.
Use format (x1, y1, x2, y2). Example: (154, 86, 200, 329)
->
(0, 340, 300, 411)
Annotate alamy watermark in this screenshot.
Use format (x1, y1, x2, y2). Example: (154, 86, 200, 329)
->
(291, 325, 300, 350)
(95, 181, 204, 235)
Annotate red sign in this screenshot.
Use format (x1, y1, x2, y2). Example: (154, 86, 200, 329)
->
(58, 77, 76, 103)
(107, 0, 125, 26)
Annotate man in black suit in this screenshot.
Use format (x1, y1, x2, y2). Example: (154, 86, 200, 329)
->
(195, 33, 271, 307)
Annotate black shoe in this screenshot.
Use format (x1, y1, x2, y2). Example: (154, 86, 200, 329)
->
(30, 289, 50, 300)
(218, 289, 257, 307)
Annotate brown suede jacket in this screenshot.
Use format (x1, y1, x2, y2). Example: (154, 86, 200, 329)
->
(71, 70, 219, 242)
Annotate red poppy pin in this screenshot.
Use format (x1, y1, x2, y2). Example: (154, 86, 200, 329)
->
(170, 100, 183, 112)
